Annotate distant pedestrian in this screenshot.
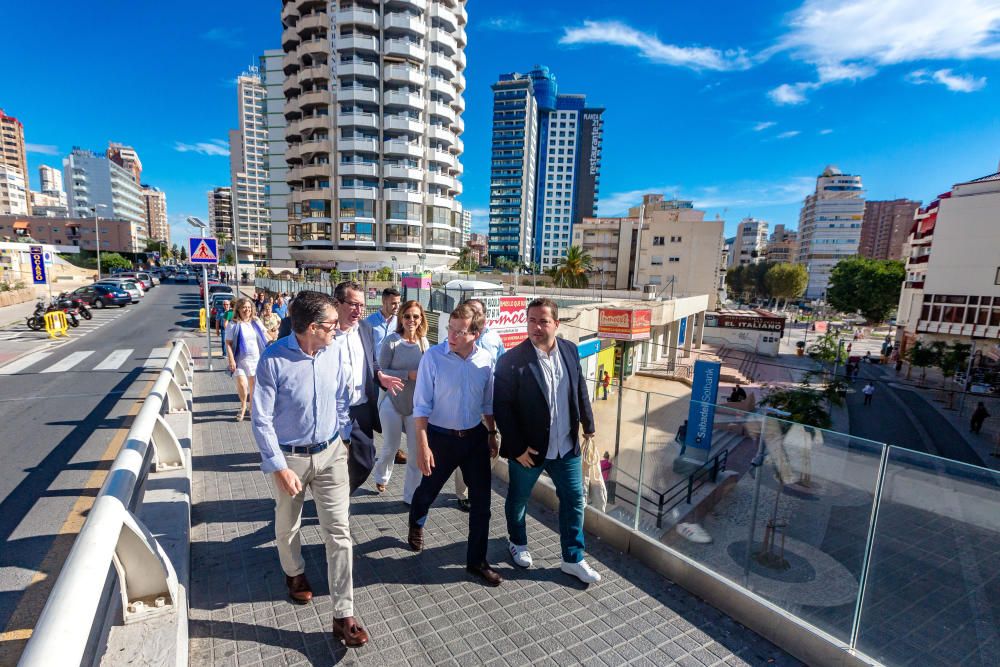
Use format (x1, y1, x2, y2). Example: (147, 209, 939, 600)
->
(273, 294, 288, 320)
(862, 382, 875, 406)
(728, 383, 747, 402)
(971, 402, 990, 434)
(226, 297, 273, 422)
(365, 287, 401, 353)
(600, 452, 612, 481)
(600, 371, 611, 400)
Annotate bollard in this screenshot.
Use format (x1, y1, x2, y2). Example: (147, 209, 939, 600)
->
(198, 308, 206, 332)
(44, 311, 69, 338)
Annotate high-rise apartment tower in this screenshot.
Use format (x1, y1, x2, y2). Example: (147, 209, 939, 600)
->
(229, 67, 270, 259)
(208, 186, 234, 239)
(0, 108, 30, 214)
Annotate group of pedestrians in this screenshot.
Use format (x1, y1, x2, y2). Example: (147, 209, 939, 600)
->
(248, 284, 602, 649)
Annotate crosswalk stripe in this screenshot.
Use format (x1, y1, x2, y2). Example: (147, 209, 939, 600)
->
(40, 351, 95, 373)
(143, 347, 171, 367)
(93, 348, 134, 371)
(0, 351, 54, 375)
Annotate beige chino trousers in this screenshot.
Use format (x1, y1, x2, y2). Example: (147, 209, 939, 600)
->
(271, 438, 353, 618)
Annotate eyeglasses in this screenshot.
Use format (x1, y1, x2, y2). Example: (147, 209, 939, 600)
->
(402, 313, 422, 320)
(447, 326, 474, 337)
(340, 300, 365, 311)
(313, 320, 338, 333)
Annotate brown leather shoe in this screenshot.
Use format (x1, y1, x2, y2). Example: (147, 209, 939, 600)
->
(407, 525, 424, 551)
(285, 573, 313, 605)
(332, 616, 370, 648)
(466, 563, 503, 587)
(394, 450, 407, 464)
(375, 483, 387, 493)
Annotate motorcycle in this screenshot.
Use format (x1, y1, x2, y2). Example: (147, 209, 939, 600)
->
(25, 300, 47, 331)
(57, 292, 91, 320)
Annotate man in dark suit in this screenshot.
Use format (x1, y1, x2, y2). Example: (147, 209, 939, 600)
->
(333, 281, 404, 492)
(494, 297, 601, 584)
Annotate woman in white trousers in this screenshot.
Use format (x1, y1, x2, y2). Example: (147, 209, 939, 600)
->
(373, 300, 429, 503)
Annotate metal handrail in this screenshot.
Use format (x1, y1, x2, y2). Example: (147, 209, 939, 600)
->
(19, 339, 194, 667)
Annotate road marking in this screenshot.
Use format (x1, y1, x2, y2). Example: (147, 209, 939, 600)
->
(0, 351, 54, 375)
(143, 347, 171, 367)
(93, 349, 134, 371)
(0, 375, 158, 662)
(39, 351, 95, 373)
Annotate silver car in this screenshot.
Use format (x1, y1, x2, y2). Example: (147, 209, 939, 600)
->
(96, 279, 143, 303)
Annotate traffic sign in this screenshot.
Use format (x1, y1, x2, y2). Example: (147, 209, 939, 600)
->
(189, 237, 218, 264)
(29, 245, 47, 284)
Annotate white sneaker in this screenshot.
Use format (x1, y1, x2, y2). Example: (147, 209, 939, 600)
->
(561, 559, 602, 584)
(508, 541, 533, 568)
(676, 522, 713, 544)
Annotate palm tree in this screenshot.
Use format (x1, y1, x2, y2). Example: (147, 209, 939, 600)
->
(552, 246, 593, 288)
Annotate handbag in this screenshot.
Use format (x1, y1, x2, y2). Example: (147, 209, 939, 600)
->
(580, 434, 608, 511)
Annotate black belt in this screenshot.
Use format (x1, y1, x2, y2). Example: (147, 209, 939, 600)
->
(428, 423, 483, 438)
(279, 438, 336, 455)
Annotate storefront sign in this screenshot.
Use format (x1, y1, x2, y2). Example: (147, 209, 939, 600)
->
(577, 338, 601, 359)
(482, 295, 528, 349)
(705, 311, 785, 334)
(29, 245, 46, 284)
(598, 308, 652, 341)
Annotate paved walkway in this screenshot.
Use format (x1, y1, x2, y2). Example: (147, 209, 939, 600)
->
(188, 365, 800, 666)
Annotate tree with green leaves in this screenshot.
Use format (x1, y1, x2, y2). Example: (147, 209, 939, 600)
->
(452, 247, 477, 273)
(764, 263, 808, 308)
(551, 245, 592, 288)
(938, 341, 971, 387)
(806, 332, 842, 366)
(100, 253, 133, 273)
(906, 341, 936, 381)
(760, 377, 844, 430)
(826, 257, 906, 323)
(171, 243, 180, 260)
(179, 245, 188, 262)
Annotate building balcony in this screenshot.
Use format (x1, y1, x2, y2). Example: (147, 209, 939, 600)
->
(455, 49, 466, 70)
(454, 71, 466, 91)
(428, 101, 455, 122)
(451, 135, 464, 153)
(300, 163, 332, 180)
(283, 73, 302, 98)
(428, 77, 456, 100)
(334, 7, 378, 30)
(429, 3, 457, 29)
(383, 12, 426, 35)
(336, 112, 379, 129)
(384, 189, 425, 203)
(284, 143, 304, 164)
(425, 193, 454, 209)
(451, 94, 465, 112)
(428, 28, 457, 54)
(391, 0, 427, 12)
(384, 115, 425, 134)
(384, 90, 424, 110)
(338, 161, 377, 178)
(337, 137, 378, 153)
(455, 2, 468, 24)
(385, 39, 426, 62)
(299, 89, 332, 110)
(384, 235, 423, 248)
(427, 124, 456, 146)
(454, 26, 467, 47)
(384, 165, 423, 181)
(427, 171, 454, 188)
(338, 187, 378, 201)
(427, 52, 456, 77)
(384, 64, 424, 86)
(338, 86, 378, 104)
(281, 2, 298, 26)
(383, 140, 423, 158)
(298, 114, 330, 134)
(282, 51, 300, 75)
(296, 12, 328, 36)
(298, 64, 330, 86)
(451, 115, 464, 133)
(298, 37, 330, 59)
(426, 148, 454, 168)
(282, 25, 301, 50)
(336, 61, 378, 79)
(338, 34, 378, 53)
(289, 186, 332, 203)
(449, 160, 464, 176)
(908, 254, 930, 265)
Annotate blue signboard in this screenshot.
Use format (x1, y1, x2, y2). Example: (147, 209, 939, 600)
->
(678, 317, 687, 345)
(684, 360, 722, 458)
(577, 338, 601, 359)
(189, 237, 218, 264)
(29, 245, 46, 284)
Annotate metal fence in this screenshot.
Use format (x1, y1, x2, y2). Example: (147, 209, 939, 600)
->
(19, 340, 194, 666)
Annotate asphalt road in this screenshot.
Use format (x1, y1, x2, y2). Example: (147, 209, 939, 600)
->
(0, 282, 203, 651)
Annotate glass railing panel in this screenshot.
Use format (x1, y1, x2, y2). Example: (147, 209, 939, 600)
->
(855, 447, 1000, 666)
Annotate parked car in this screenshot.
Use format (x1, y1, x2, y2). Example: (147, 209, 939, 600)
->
(207, 284, 235, 299)
(199, 279, 221, 298)
(71, 284, 131, 308)
(209, 294, 233, 327)
(96, 278, 144, 303)
(119, 272, 154, 291)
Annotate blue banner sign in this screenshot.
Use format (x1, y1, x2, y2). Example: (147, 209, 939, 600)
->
(29, 245, 46, 284)
(577, 338, 601, 359)
(678, 317, 687, 345)
(685, 360, 722, 454)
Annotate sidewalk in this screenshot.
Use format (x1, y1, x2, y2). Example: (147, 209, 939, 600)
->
(188, 366, 801, 666)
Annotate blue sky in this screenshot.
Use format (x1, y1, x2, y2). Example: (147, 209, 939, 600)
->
(2, 0, 999, 249)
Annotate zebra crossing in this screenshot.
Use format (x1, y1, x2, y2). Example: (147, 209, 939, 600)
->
(0, 346, 171, 376)
(0, 308, 129, 343)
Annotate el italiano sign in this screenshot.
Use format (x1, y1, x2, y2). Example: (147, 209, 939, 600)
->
(597, 308, 652, 341)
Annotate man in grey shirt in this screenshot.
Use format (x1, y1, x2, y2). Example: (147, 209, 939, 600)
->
(251, 290, 370, 648)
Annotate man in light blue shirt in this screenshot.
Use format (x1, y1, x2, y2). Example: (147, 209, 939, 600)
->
(365, 287, 401, 353)
(251, 290, 370, 648)
(407, 303, 503, 587)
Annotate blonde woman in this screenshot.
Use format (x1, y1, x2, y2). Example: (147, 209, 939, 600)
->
(373, 300, 429, 502)
(225, 297, 275, 421)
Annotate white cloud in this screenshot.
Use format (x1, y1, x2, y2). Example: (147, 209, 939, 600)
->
(907, 68, 987, 92)
(560, 21, 751, 71)
(481, 17, 549, 33)
(174, 139, 229, 157)
(754, 121, 777, 132)
(819, 128, 834, 135)
(765, 0, 1000, 104)
(598, 177, 815, 216)
(25, 143, 60, 155)
(777, 130, 801, 139)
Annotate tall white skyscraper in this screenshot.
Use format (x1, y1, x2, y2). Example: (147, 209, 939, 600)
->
(39, 165, 66, 202)
(0, 165, 29, 215)
(63, 148, 147, 251)
(796, 165, 865, 299)
(461, 209, 471, 245)
(280, 0, 467, 270)
(208, 186, 233, 238)
(229, 67, 270, 259)
(262, 48, 293, 268)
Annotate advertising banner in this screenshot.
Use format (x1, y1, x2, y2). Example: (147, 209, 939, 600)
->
(401, 272, 431, 289)
(29, 245, 46, 285)
(482, 295, 528, 349)
(684, 360, 722, 459)
(597, 308, 652, 341)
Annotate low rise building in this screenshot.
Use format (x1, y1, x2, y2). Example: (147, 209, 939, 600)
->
(467, 233, 488, 265)
(572, 216, 639, 289)
(0, 214, 146, 254)
(729, 217, 768, 267)
(0, 164, 29, 215)
(765, 224, 798, 264)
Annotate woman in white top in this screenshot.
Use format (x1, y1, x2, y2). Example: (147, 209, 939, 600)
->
(373, 300, 429, 502)
(225, 297, 275, 421)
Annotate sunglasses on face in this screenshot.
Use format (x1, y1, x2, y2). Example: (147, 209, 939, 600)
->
(402, 313, 422, 320)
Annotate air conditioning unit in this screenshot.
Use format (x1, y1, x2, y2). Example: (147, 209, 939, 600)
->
(642, 284, 657, 299)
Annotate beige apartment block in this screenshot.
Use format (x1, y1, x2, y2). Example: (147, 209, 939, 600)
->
(572, 216, 639, 289)
(0, 165, 29, 215)
(765, 223, 798, 263)
(141, 185, 169, 243)
(0, 215, 145, 254)
(0, 109, 30, 214)
(107, 142, 143, 184)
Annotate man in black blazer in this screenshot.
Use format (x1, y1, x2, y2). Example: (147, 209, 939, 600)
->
(493, 297, 601, 584)
(333, 281, 404, 492)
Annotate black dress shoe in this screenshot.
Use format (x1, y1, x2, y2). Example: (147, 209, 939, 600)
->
(457, 498, 471, 512)
(408, 525, 424, 551)
(466, 563, 503, 587)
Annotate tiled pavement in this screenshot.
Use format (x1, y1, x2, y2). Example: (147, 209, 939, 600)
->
(188, 366, 801, 666)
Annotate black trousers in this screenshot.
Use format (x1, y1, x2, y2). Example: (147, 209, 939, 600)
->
(348, 402, 376, 493)
(408, 424, 492, 567)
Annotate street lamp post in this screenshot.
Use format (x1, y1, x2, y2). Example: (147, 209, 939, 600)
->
(90, 204, 108, 278)
(187, 217, 215, 370)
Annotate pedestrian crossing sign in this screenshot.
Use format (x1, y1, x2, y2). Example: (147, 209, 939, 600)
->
(189, 237, 219, 264)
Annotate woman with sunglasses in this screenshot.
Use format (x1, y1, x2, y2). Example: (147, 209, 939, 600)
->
(226, 297, 277, 421)
(373, 300, 429, 502)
